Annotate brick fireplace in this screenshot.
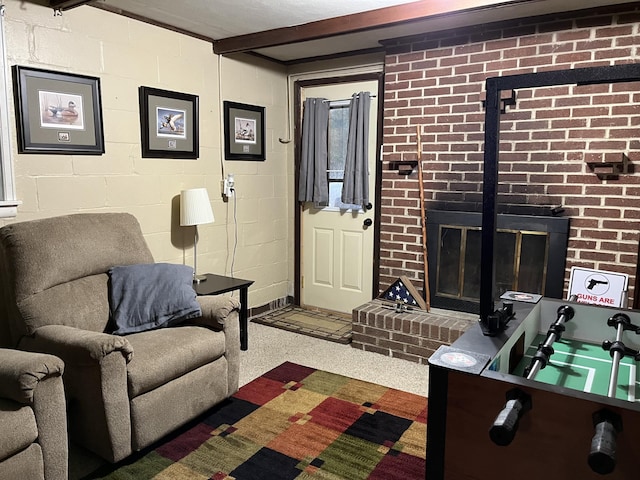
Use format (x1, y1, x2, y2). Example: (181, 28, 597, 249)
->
(378, 3, 640, 306)
(426, 209, 570, 313)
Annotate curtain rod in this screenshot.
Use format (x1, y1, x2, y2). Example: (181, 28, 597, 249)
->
(322, 94, 376, 103)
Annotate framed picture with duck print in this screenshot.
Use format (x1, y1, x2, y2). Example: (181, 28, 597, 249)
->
(223, 101, 265, 161)
(12, 66, 105, 155)
(139, 86, 199, 159)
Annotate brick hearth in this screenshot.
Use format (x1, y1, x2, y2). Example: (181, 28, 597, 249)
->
(351, 300, 476, 365)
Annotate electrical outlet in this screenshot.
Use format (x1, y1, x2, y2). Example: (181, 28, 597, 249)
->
(223, 174, 235, 196)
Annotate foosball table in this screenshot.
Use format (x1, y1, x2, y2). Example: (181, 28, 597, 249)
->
(427, 297, 640, 479)
(426, 63, 640, 479)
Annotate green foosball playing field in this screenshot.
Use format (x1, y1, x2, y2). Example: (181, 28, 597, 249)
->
(514, 334, 640, 403)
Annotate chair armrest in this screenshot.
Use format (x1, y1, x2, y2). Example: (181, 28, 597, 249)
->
(194, 295, 241, 395)
(19, 324, 133, 462)
(19, 324, 134, 365)
(195, 295, 240, 329)
(0, 349, 68, 480)
(0, 349, 64, 404)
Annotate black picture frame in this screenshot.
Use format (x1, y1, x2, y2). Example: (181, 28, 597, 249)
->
(12, 66, 104, 155)
(223, 101, 265, 161)
(139, 86, 199, 159)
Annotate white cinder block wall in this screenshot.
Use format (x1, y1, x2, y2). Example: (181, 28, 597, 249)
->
(0, 0, 290, 309)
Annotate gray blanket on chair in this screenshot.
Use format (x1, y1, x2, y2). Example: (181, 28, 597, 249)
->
(108, 263, 201, 335)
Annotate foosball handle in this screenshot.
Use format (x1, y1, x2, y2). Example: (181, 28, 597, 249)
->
(607, 312, 640, 334)
(603, 339, 640, 360)
(489, 388, 532, 446)
(588, 409, 622, 475)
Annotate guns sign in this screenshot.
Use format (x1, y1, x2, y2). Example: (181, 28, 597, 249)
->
(568, 266, 629, 307)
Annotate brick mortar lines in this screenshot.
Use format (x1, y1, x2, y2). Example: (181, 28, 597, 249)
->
(379, 5, 640, 303)
(352, 301, 475, 364)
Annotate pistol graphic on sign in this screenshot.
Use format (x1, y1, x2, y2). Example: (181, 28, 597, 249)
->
(587, 278, 608, 290)
(584, 274, 609, 295)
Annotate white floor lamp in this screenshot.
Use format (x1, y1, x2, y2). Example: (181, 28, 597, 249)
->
(180, 188, 214, 283)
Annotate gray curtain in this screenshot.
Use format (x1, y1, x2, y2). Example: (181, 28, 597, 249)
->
(341, 92, 370, 208)
(298, 97, 329, 203)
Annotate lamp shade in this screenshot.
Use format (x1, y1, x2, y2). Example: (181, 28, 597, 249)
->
(180, 188, 214, 226)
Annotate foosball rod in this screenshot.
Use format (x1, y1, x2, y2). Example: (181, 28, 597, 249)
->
(606, 319, 626, 398)
(588, 313, 640, 475)
(524, 305, 574, 380)
(603, 313, 640, 398)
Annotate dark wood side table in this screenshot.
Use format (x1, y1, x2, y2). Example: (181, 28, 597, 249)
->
(193, 274, 254, 351)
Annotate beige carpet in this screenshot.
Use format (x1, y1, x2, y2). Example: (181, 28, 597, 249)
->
(251, 306, 352, 344)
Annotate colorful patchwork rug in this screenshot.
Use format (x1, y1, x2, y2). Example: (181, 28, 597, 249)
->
(91, 362, 427, 479)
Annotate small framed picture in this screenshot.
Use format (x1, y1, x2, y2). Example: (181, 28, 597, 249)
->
(12, 66, 104, 155)
(139, 86, 199, 159)
(223, 101, 265, 161)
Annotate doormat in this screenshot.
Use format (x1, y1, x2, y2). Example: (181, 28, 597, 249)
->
(252, 306, 352, 344)
(89, 361, 427, 479)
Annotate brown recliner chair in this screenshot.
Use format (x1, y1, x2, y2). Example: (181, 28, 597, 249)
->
(0, 349, 67, 480)
(0, 213, 241, 463)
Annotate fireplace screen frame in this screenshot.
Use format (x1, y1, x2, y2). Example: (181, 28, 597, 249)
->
(427, 210, 569, 314)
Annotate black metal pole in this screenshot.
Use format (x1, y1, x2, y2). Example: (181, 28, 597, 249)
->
(480, 77, 501, 330)
(479, 63, 640, 334)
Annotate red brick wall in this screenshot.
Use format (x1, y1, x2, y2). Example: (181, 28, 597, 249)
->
(379, 4, 640, 305)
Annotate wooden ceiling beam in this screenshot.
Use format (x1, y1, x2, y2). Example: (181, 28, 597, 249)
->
(49, 0, 94, 10)
(213, 0, 535, 55)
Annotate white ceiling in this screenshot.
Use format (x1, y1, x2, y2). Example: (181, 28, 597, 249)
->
(97, 0, 420, 39)
(93, 0, 640, 63)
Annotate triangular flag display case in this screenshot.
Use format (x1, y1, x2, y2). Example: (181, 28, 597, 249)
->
(379, 275, 427, 310)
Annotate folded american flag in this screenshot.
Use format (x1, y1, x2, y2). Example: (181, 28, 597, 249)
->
(379, 275, 427, 310)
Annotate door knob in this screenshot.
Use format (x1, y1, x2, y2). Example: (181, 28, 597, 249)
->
(363, 218, 373, 228)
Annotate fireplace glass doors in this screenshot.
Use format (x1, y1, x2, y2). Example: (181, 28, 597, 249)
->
(438, 227, 548, 299)
(427, 210, 569, 313)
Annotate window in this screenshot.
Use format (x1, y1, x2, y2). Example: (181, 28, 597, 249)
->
(0, 8, 18, 218)
(324, 100, 361, 211)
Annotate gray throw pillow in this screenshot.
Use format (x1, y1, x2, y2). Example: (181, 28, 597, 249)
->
(108, 263, 201, 335)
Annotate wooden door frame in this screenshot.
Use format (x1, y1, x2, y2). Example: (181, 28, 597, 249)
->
(293, 73, 384, 306)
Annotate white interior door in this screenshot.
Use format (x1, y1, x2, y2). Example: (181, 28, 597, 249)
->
(301, 80, 378, 314)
